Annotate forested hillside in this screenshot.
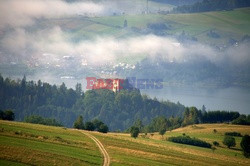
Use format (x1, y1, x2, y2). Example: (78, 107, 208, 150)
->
(151, 0, 202, 6)
(173, 0, 250, 13)
(0, 74, 185, 130)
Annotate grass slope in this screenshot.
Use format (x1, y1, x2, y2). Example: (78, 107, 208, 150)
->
(0, 120, 102, 166)
(92, 123, 250, 166)
(1, 121, 250, 165)
(37, 7, 250, 42)
(34, 7, 250, 65)
(89, 7, 250, 44)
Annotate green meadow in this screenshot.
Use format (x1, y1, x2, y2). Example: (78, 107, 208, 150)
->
(0, 120, 102, 166)
(37, 7, 250, 44)
(90, 7, 250, 44)
(92, 124, 250, 165)
(1, 120, 250, 165)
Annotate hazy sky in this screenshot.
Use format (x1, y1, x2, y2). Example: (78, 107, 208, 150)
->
(0, 0, 249, 66)
(1, 0, 250, 114)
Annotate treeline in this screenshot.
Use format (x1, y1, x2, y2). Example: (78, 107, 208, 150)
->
(73, 116, 109, 133)
(182, 107, 240, 125)
(0, 110, 15, 121)
(173, 0, 250, 13)
(232, 115, 250, 125)
(151, 0, 202, 6)
(132, 106, 248, 133)
(0, 74, 185, 131)
(24, 115, 62, 127)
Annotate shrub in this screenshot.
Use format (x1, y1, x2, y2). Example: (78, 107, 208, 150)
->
(223, 135, 236, 148)
(213, 129, 217, 133)
(14, 131, 22, 135)
(130, 126, 139, 139)
(84, 122, 95, 131)
(240, 135, 250, 158)
(25, 115, 62, 127)
(213, 141, 219, 146)
(168, 136, 212, 148)
(98, 124, 109, 133)
(73, 116, 84, 129)
(159, 128, 166, 137)
(225, 132, 242, 137)
(0, 110, 15, 121)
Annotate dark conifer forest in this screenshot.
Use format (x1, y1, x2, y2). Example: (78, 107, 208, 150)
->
(0, 74, 185, 130)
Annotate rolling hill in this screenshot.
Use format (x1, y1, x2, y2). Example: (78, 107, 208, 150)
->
(1, 120, 250, 165)
(35, 7, 250, 46)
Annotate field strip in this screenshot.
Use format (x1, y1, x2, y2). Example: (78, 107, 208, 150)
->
(81, 131, 110, 166)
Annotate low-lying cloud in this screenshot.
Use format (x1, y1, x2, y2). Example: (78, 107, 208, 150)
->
(0, 0, 104, 29)
(1, 25, 250, 67)
(0, 0, 250, 69)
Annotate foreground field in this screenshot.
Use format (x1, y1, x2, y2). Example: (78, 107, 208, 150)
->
(0, 120, 250, 165)
(92, 124, 250, 165)
(0, 120, 102, 166)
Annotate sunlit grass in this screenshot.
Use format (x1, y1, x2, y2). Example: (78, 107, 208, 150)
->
(0, 120, 102, 166)
(1, 120, 250, 165)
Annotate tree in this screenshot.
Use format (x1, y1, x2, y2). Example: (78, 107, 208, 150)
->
(240, 135, 250, 158)
(213, 141, 219, 147)
(223, 135, 236, 148)
(73, 116, 84, 129)
(202, 105, 206, 112)
(232, 115, 250, 125)
(130, 126, 139, 139)
(25, 115, 62, 127)
(92, 119, 104, 130)
(0, 75, 186, 130)
(75, 83, 82, 96)
(0, 110, 4, 119)
(85, 121, 95, 131)
(21, 75, 26, 90)
(182, 107, 201, 126)
(123, 19, 128, 28)
(159, 128, 166, 138)
(134, 119, 144, 132)
(0, 110, 15, 121)
(98, 124, 109, 133)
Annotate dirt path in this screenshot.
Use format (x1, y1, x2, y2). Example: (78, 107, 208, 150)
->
(82, 131, 110, 166)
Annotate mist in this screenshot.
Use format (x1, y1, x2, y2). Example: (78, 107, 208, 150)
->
(0, 0, 250, 116)
(1, 0, 249, 67)
(1, 0, 250, 84)
(0, 0, 105, 29)
(1, 25, 250, 66)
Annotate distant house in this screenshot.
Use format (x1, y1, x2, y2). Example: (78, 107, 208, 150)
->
(93, 78, 124, 93)
(112, 79, 123, 93)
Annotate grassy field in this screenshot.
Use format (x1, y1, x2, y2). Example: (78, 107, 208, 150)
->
(1, 120, 250, 165)
(0, 120, 102, 166)
(92, 123, 250, 165)
(32, 7, 250, 66)
(37, 7, 250, 43)
(89, 7, 250, 44)
(29, 7, 250, 66)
